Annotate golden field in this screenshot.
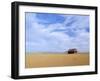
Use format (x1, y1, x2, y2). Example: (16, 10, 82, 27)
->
(25, 53, 89, 68)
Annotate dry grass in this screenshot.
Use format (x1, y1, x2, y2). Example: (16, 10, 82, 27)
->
(25, 53, 89, 68)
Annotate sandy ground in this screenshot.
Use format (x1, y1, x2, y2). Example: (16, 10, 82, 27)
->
(25, 53, 89, 68)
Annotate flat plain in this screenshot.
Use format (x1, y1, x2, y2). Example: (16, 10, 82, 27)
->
(25, 53, 89, 68)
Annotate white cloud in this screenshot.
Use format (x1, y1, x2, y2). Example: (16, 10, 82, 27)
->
(26, 13, 89, 53)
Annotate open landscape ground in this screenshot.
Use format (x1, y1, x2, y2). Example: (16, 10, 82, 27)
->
(25, 53, 89, 68)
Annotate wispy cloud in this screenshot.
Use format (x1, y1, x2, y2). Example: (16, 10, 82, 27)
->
(25, 13, 89, 53)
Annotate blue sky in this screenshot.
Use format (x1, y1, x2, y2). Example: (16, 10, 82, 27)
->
(25, 12, 90, 53)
